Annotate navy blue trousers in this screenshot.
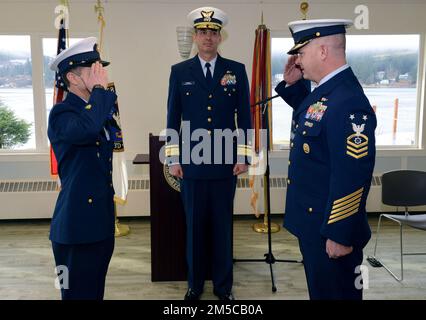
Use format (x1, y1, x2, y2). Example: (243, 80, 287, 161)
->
(51, 236, 115, 300)
(180, 177, 236, 296)
(298, 238, 364, 300)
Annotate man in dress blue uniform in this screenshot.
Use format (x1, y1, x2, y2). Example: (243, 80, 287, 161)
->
(165, 7, 252, 300)
(275, 19, 376, 300)
(48, 37, 117, 300)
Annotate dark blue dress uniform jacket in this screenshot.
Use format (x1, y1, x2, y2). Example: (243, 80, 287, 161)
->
(48, 88, 117, 245)
(165, 55, 252, 177)
(275, 67, 376, 248)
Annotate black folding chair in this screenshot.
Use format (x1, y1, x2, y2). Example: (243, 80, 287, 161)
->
(367, 170, 426, 281)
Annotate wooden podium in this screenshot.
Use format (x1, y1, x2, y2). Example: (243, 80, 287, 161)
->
(134, 134, 213, 282)
(133, 134, 187, 281)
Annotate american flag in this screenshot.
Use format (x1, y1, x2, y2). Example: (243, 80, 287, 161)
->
(50, 18, 68, 176)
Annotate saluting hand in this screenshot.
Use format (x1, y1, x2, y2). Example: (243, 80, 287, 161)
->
(86, 61, 109, 91)
(284, 55, 302, 86)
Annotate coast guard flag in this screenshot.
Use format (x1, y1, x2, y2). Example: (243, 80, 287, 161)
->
(106, 83, 128, 205)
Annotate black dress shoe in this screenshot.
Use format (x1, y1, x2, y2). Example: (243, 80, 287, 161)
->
(184, 288, 200, 300)
(218, 292, 235, 301)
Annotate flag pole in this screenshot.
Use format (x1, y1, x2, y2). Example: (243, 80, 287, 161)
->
(235, 5, 304, 293)
(95, 0, 130, 237)
(50, 0, 70, 181)
(251, 12, 280, 234)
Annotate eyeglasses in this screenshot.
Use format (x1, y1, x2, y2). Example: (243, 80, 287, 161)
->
(296, 50, 306, 58)
(196, 29, 220, 37)
(295, 40, 313, 58)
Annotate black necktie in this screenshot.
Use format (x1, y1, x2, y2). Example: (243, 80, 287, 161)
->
(205, 62, 213, 86)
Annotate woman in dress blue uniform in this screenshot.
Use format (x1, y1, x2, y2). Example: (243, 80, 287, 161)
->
(165, 7, 252, 300)
(48, 37, 117, 300)
(275, 19, 376, 300)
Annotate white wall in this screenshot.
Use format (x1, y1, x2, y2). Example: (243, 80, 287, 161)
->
(0, 0, 426, 217)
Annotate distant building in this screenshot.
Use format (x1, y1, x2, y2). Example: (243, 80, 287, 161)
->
(376, 71, 385, 80)
(272, 73, 284, 87)
(399, 73, 410, 81)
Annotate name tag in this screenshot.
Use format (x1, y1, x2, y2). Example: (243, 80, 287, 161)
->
(182, 81, 195, 86)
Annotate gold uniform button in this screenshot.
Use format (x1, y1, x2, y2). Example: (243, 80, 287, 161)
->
(186, 92, 190, 96)
(316, 32, 321, 37)
(303, 143, 310, 154)
(88, 198, 93, 204)
(288, 160, 291, 165)
(207, 118, 212, 122)
(287, 179, 291, 185)
(290, 142, 294, 148)
(302, 131, 307, 135)
(224, 88, 228, 92)
(96, 141, 100, 146)
(208, 94, 213, 99)
(69, 61, 73, 65)
(208, 130, 212, 135)
(296, 124, 299, 129)
(97, 152, 100, 158)
(308, 208, 313, 213)
(207, 106, 212, 111)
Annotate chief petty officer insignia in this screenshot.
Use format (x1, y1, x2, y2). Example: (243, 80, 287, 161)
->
(347, 114, 369, 159)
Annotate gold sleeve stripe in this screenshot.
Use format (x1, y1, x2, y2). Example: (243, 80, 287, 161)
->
(165, 145, 179, 150)
(347, 151, 368, 159)
(333, 187, 364, 205)
(329, 203, 359, 220)
(347, 145, 368, 154)
(165, 149, 180, 157)
(331, 195, 362, 212)
(347, 139, 368, 148)
(237, 145, 252, 150)
(237, 149, 252, 156)
(328, 208, 358, 224)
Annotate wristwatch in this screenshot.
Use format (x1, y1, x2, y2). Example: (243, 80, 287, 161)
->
(93, 84, 106, 90)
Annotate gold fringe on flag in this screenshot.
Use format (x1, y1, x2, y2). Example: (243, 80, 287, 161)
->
(95, 0, 130, 237)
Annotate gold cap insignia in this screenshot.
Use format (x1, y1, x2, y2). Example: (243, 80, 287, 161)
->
(201, 10, 214, 22)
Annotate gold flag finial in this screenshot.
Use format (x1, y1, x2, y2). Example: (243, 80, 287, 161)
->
(94, 0, 106, 53)
(300, 2, 309, 20)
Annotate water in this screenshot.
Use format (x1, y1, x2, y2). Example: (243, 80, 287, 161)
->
(272, 87, 417, 147)
(0, 88, 53, 150)
(0, 87, 418, 150)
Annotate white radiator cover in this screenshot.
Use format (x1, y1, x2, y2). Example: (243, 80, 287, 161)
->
(0, 176, 424, 220)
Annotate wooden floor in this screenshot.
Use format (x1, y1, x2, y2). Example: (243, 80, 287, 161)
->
(0, 216, 425, 300)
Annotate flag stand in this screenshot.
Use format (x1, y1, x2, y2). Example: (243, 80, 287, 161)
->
(114, 204, 130, 237)
(233, 97, 303, 293)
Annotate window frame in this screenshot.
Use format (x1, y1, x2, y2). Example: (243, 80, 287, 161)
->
(270, 30, 426, 155)
(0, 32, 93, 155)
